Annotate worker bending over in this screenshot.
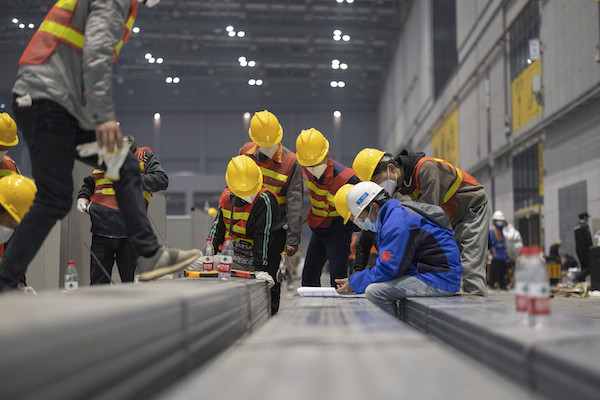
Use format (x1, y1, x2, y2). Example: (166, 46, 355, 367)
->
(295, 128, 359, 287)
(353, 148, 490, 296)
(335, 182, 462, 315)
(209, 156, 280, 314)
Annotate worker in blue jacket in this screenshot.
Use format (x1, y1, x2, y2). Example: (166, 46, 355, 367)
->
(335, 181, 462, 315)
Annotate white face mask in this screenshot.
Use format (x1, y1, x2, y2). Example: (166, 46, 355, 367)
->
(259, 144, 279, 159)
(241, 194, 257, 204)
(307, 163, 328, 179)
(0, 225, 14, 243)
(0, 150, 7, 160)
(379, 166, 397, 196)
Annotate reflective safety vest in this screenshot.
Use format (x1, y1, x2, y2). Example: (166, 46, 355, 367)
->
(240, 142, 297, 205)
(408, 157, 479, 220)
(302, 159, 356, 229)
(219, 187, 275, 245)
(0, 156, 18, 258)
(19, 0, 137, 66)
(90, 148, 151, 210)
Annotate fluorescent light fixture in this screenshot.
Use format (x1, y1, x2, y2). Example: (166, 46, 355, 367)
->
(336, 0, 344, 3)
(248, 79, 256, 85)
(240, 60, 248, 67)
(28, 23, 34, 28)
(333, 111, 341, 118)
(165, 77, 173, 83)
(237, 31, 245, 37)
(173, 77, 180, 84)
(228, 31, 236, 37)
(256, 79, 263, 86)
(154, 113, 161, 120)
(149, 57, 155, 63)
(332, 64, 339, 70)
(338, 81, 345, 87)
(330, 81, 338, 88)
(238, 56, 246, 62)
(145, 53, 152, 59)
(340, 63, 348, 69)
(248, 60, 256, 67)
(132, 26, 140, 33)
(226, 25, 234, 32)
(333, 30, 342, 36)
(342, 34, 350, 41)
(18, 23, 25, 29)
(12, 18, 18, 24)
(333, 35, 341, 41)
(244, 112, 251, 119)
(347, 0, 355, 3)
(156, 57, 163, 64)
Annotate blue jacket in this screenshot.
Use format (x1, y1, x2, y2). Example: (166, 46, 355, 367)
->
(348, 199, 462, 294)
(489, 223, 508, 261)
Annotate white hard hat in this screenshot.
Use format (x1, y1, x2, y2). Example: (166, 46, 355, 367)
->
(492, 210, 506, 221)
(347, 181, 384, 219)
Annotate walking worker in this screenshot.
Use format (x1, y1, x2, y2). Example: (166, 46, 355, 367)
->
(335, 182, 462, 315)
(2, 0, 200, 291)
(77, 137, 168, 284)
(352, 148, 490, 296)
(209, 156, 280, 314)
(296, 128, 360, 287)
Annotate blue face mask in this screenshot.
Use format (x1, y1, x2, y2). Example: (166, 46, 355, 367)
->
(363, 206, 379, 232)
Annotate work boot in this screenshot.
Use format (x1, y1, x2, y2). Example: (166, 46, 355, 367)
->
(138, 247, 201, 281)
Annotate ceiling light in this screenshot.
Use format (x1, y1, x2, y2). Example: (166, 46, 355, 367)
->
(527, 58, 532, 64)
(330, 81, 338, 88)
(228, 31, 236, 37)
(12, 18, 18, 24)
(28, 23, 34, 29)
(332, 65, 339, 70)
(333, 30, 342, 36)
(132, 26, 140, 33)
(333, 111, 341, 118)
(244, 112, 251, 119)
(226, 25, 234, 32)
(238, 56, 246, 62)
(0, 104, 5, 109)
(332, 59, 340, 64)
(165, 77, 173, 83)
(333, 35, 341, 41)
(149, 57, 155, 63)
(347, 0, 354, 3)
(240, 60, 248, 67)
(237, 31, 245, 37)
(336, 0, 344, 3)
(156, 57, 163, 64)
(338, 81, 345, 87)
(340, 63, 348, 69)
(342, 34, 350, 41)
(248, 79, 256, 86)
(248, 60, 256, 67)
(154, 113, 161, 120)
(256, 79, 263, 86)
(173, 77, 180, 84)
(145, 53, 152, 59)
(18, 23, 25, 29)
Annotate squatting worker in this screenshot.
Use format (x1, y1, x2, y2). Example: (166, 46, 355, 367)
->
(2, 0, 200, 291)
(295, 128, 359, 287)
(352, 148, 490, 296)
(335, 182, 462, 315)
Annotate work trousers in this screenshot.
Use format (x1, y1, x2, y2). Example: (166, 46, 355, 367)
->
(90, 234, 138, 285)
(0, 99, 159, 290)
(302, 227, 352, 287)
(489, 259, 508, 290)
(266, 229, 286, 315)
(453, 197, 491, 296)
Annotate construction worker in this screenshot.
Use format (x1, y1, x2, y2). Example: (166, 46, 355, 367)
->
(0, 114, 22, 260)
(574, 212, 594, 282)
(296, 128, 359, 287)
(2, 0, 200, 292)
(77, 137, 168, 284)
(209, 156, 280, 314)
(489, 211, 509, 290)
(335, 182, 462, 315)
(352, 148, 490, 296)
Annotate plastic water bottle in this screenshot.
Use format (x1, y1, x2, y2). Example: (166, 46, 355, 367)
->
(133, 265, 140, 283)
(202, 238, 215, 271)
(527, 246, 550, 328)
(514, 248, 531, 325)
(64, 260, 79, 291)
(218, 237, 234, 278)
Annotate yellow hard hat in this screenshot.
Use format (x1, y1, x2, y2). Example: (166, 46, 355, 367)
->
(249, 110, 283, 147)
(0, 174, 37, 223)
(352, 148, 385, 181)
(0, 113, 19, 147)
(295, 128, 329, 166)
(226, 155, 263, 198)
(333, 184, 355, 224)
(207, 207, 218, 218)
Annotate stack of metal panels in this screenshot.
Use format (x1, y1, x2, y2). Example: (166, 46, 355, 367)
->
(0, 278, 269, 400)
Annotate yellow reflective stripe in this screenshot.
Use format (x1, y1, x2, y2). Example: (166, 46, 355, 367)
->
(226, 225, 248, 236)
(444, 167, 462, 203)
(102, 188, 116, 195)
(0, 170, 16, 176)
(277, 196, 286, 205)
(56, 0, 78, 11)
(96, 177, 113, 185)
(221, 209, 251, 221)
(312, 207, 340, 217)
(260, 166, 288, 183)
(39, 20, 84, 49)
(304, 180, 335, 202)
(142, 191, 152, 203)
(310, 197, 328, 209)
(114, 16, 135, 56)
(262, 183, 281, 193)
(411, 188, 420, 199)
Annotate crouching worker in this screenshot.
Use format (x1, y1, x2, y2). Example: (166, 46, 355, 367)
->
(209, 156, 280, 314)
(335, 182, 462, 316)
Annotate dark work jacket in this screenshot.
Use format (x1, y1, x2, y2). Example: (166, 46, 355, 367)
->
(574, 221, 593, 260)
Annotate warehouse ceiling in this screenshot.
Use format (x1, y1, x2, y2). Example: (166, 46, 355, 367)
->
(1, 0, 409, 111)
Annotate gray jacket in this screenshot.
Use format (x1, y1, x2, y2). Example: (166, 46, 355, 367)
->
(13, 0, 134, 130)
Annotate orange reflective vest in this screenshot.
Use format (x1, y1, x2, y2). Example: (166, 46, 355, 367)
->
(90, 148, 151, 210)
(302, 159, 356, 229)
(240, 142, 297, 205)
(19, 0, 137, 66)
(219, 187, 275, 245)
(0, 156, 18, 258)
(408, 157, 479, 220)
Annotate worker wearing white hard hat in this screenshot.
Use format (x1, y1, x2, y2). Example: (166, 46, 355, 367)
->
(335, 181, 462, 315)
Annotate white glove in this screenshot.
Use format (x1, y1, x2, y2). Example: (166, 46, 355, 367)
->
(255, 271, 275, 289)
(76, 138, 129, 180)
(77, 198, 90, 213)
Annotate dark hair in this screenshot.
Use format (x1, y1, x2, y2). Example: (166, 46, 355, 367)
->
(372, 153, 398, 178)
(579, 212, 589, 219)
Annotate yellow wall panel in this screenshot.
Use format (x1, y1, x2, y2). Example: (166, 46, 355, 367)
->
(432, 106, 459, 166)
(511, 59, 543, 131)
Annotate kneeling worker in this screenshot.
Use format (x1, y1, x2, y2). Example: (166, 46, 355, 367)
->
(209, 156, 280, 314)
(335, 182, 462, 316)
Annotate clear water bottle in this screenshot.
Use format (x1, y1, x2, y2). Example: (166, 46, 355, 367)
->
(202, 238, 215, 271)
(133, 265, 140, 283)
(527, 246, 551, 328)
(514, 248, 531, 325)
(64, 260, 79, 291)
(218, 237, 234, 278)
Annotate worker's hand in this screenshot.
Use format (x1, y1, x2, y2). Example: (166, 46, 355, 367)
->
(77, 198, 90, 213)
(335, 278, 351, 294)
(95, 120, 123, 152)
(255, 271, 275, 288)
(284, 244, 298, 257)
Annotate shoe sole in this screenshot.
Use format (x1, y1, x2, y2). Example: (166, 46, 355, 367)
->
(139, 254, 200, 281)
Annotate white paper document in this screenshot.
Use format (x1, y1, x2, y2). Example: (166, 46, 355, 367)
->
(297, 287, 365, 298)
